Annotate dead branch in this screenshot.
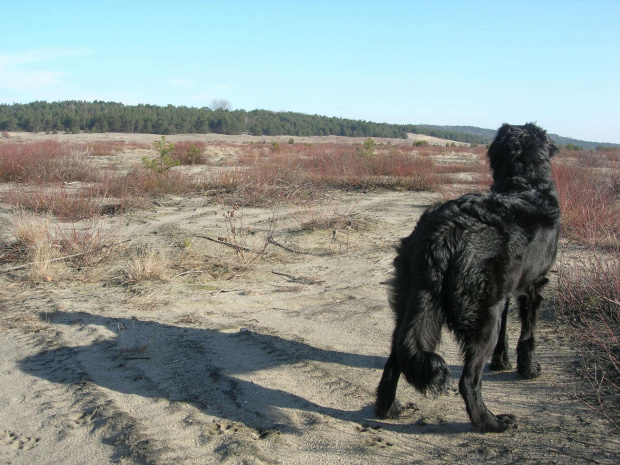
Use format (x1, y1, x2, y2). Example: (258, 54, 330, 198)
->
(197, 235, 252, 252)
(271, 270, 324, 284)
(267, 235, 318, 256)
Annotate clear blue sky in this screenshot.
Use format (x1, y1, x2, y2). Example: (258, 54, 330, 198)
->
(1, 1, 619, 143)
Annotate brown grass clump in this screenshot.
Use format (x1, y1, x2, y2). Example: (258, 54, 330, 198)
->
(5, 185, 109, 221)
(105, 168, 202, 197)
(9, 212, 122, 282)
(124, 248, 170, 283)
(11, 213, 67, 281)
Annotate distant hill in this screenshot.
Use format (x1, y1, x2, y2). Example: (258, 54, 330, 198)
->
(0, 101, 617, 149)
(416, 124, 620, 150)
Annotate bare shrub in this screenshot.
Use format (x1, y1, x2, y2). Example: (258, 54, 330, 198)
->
(220, 204, 277, 264)
(171, 141, 207, 165)
(553, 161, 620, 247)
(205, 143, 445, 205)
(288, 198, 361, 231)
(4, 185, 108, 220)
(554, 248, 620, 428)
(104, 168, 200, 197)
(0, 141, 97, 183)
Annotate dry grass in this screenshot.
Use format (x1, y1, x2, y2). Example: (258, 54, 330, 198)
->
(5, 185, 109, 220)
(124, 248, 170, 283)
(288, 198, 361, 231)
(9, 211, 122, 282)
(105, 168, 202, 197)
(11, 212, 67, 281)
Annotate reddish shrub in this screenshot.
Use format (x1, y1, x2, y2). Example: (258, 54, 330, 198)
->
(0, 141, 96, 183)
(553, 161, 620, 246)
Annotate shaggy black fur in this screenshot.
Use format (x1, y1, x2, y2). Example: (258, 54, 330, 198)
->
(375, 123, 560, 433)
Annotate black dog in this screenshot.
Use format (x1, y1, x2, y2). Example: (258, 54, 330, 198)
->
(375, 123, 560, 433)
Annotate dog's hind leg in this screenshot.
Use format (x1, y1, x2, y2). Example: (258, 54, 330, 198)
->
(517, 278, 548, 379)
(489, 299, 512, 371)
(459, 301, 517, 432)
(375, 349, 403, 418)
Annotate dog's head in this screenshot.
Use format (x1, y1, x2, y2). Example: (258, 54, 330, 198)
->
(488, 123, 558, 185)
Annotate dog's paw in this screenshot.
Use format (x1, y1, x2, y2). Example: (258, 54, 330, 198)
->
(477, 414, 517, 433)
(375, 400, 403, 419)
(489, 355, 512, 371)
(518, 361, 541, 379)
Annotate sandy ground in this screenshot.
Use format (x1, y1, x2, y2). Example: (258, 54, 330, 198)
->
(0, 134, 618, 464)
(5, 131, 470, 147)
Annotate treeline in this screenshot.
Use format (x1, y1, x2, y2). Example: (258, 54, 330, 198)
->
(0, 101, 492, 143)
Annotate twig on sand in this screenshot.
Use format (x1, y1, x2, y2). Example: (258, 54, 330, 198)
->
(271, 270, 324, 284)
(267, 235, 317, 256)
(0, 239, 131, 273)
(197, 235, 252, 253)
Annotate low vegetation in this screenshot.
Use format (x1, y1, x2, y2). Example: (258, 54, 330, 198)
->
(551, 148, 620, 426)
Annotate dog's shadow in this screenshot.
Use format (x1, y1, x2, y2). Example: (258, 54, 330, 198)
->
(16, 310, 382, 433)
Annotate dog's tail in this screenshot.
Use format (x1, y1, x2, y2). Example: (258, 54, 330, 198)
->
(390, 237, 449, 396)
(397, 319, 449, 396)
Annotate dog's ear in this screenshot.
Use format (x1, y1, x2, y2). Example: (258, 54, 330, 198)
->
(548, 141, 559, 158)
(524, 122, 559, 158)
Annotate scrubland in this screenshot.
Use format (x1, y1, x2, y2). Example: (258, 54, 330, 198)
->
(0, 132, 618, 464)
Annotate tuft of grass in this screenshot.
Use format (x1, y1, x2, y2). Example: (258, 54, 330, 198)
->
(10, 212, 123, 282)
(124, 248, 170, 283)
(11, 213, 65, 282)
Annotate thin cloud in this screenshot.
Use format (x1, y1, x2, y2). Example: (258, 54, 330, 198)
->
(0, 48, 89, 92)
(0, 48, 89, 67)
(0, 69, 64, 90)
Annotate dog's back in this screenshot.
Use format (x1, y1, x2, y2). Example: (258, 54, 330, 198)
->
(392, 187, 559, 331)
